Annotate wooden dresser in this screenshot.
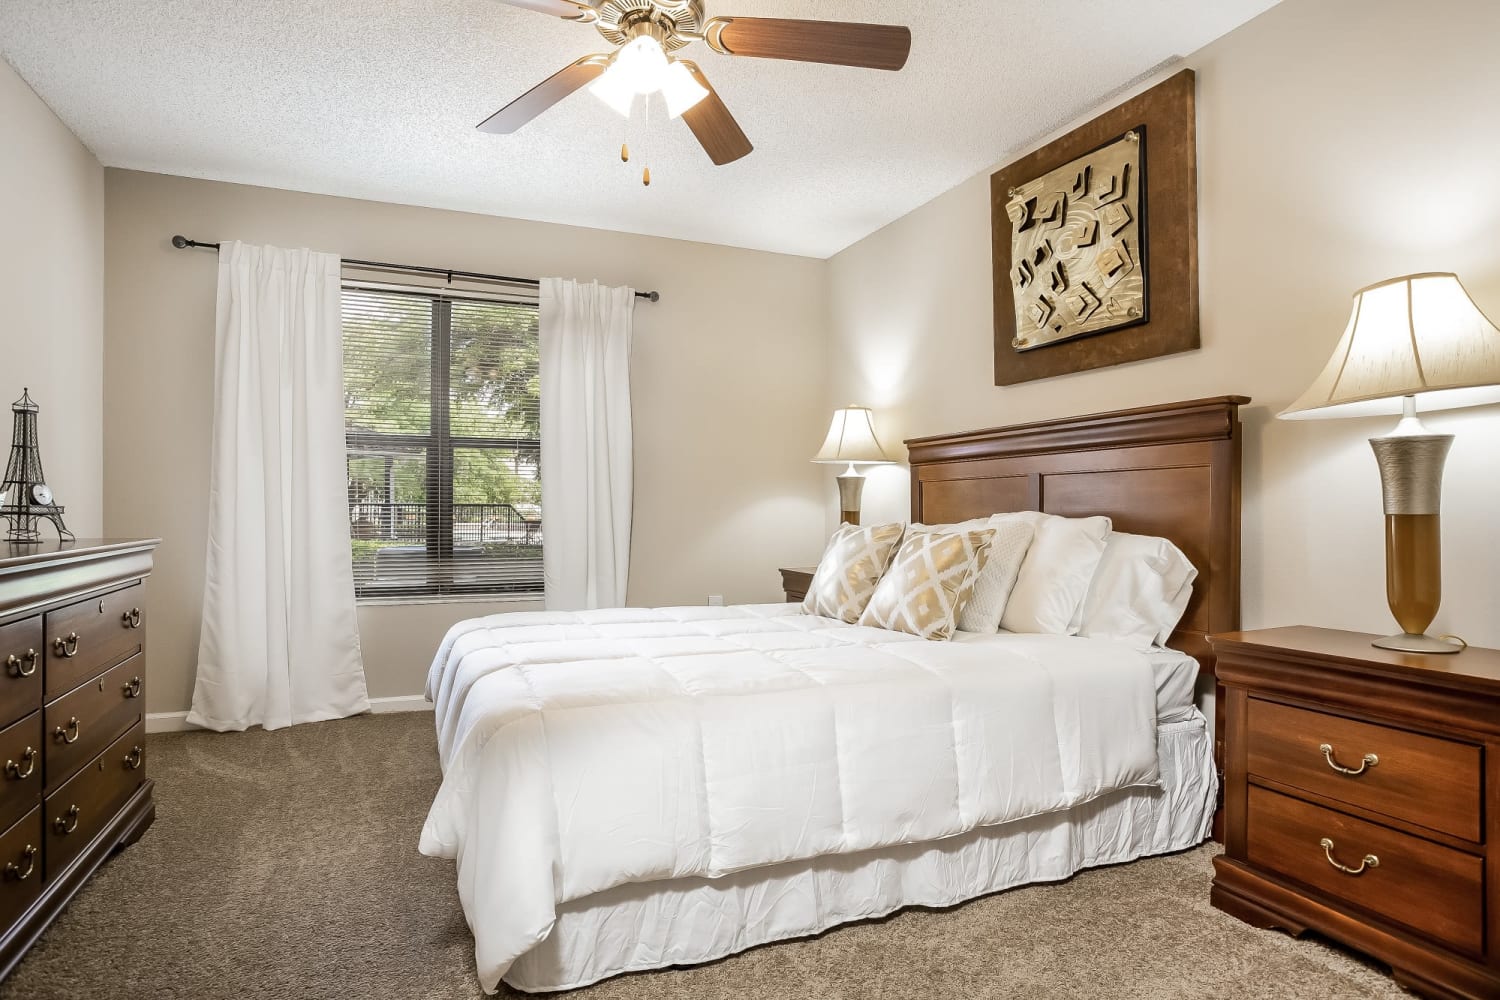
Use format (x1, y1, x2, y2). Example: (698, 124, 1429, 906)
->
(0, 539, 158, 979)
(1211, 626, 1500, 1000)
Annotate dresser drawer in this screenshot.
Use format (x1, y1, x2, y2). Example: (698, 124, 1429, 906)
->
(0, 808, 42, 931)
(44, 654, 144, 792)
(1246, 698, 1481, 842)
(1247, 785, 1483, 955)
(0, 711, 42, 832)
(44, 720, 146, 881)
(44, 584, 145, 701)
(0, 618, 43, 728)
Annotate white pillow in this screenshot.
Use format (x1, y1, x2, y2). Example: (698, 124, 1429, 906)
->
(1079, 532, 1198, 648)
(999, 512, 1112, 635)
(910, 515, 1035, 632)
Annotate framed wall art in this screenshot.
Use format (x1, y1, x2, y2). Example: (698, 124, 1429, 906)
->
(991, 70, 1198, 385)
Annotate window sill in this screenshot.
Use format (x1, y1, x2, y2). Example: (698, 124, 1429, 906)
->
(356, 593, 544, 608)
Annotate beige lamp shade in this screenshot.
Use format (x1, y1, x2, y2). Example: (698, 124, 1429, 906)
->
(812, 406, 893, 465)
(1280, 272, 1500, 420)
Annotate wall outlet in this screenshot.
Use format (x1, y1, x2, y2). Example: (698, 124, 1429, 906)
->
(707, 595, 725, 607)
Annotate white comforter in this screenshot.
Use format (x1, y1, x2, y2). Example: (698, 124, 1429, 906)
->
(420, 605, 1161, 993)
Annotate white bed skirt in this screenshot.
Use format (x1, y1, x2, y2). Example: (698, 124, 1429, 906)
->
(505, 710, 1217, 993)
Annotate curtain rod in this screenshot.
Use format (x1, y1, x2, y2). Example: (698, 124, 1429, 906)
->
(170, 236, 661, 303)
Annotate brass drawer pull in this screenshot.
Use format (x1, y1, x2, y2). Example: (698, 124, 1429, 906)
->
(124, 746, 143, 770)
(1320, 837, 1378, 876)
(54, 805, 80, 835)
(54, 717, 81, 744)
(123, 676, 142, 698)
(4, 846, 36, 882)
(4, 650, 37, 678)
(53, 633, 80, 658)
(122, 608, 142, 629)
(1319, 743, 1377, 776)
(4, 748, 37, 780)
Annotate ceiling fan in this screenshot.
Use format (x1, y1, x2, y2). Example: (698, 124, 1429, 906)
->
(478, 0, 912, 173)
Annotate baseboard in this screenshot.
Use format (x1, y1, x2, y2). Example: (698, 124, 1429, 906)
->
(146, 695, 433, 734)
(145, 712, 196, 734)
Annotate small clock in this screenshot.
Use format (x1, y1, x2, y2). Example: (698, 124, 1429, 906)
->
(31, 484, 52, 506)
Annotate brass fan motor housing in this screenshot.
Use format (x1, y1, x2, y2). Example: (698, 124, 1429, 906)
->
(593, 0, 704, 53)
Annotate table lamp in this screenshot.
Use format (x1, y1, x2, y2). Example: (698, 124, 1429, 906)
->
(1280, 272, 1500, 653)
(813, 405, 894, 525)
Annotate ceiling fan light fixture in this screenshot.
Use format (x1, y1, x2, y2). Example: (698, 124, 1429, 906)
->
(588, 33, 705, 120)
(588, 35, 670, 117)
(660, 60, 708, 119)
(484, 2, 912, 169)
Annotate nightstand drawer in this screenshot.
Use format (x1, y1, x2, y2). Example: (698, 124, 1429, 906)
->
(1247, 785, 1484, 956)
(1246, 698, 1481, 842)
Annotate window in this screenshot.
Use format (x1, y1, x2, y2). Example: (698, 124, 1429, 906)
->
(343, 286, 542, 599)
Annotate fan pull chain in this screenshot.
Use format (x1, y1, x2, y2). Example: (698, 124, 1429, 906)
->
(614, 93, 654, 187)
(639, 95, 652, 186)
(620, 97, 633, 162)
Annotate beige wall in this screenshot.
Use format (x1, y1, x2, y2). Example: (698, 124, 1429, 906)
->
(102, 170, 828, 713)
(827, 0, 1500, 675)
(0, 59, 104, 536)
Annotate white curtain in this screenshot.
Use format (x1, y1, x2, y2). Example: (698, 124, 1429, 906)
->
(539, 278, 636, 611)
(188, 242, 370, 732)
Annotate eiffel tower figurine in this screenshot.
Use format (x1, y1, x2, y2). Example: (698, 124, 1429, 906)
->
(0, 389, 74, 544)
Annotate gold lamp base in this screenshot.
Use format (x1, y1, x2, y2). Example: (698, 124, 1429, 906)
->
(1368, 399, 1459, 655)
(835, 469, 866, 525)
(1372, 632, 1466, 654)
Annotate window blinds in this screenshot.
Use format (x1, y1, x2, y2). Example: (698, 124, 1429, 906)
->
(343, 286, 543, 598)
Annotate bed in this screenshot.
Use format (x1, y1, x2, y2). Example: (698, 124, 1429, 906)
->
(421, 395, 1247, 994)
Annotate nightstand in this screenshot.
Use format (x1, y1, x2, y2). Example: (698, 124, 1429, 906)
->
(779, 567, 816, 603)
(1210, 626, 1500, 1000)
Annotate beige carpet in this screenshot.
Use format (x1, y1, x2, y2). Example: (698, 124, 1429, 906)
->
(0, 713, 1410, 1000)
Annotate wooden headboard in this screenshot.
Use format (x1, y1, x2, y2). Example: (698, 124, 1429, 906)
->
(906, 395, 1248, 672)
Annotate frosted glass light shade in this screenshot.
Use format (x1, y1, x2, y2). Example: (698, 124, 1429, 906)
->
(588, 71, 638, 117)
(613, 36, 669, 93)
(813, 406, 894, 465)
(660, 61, 708, 119)
(588, 36, 705, 120)
(1280, 272, 1500, 419)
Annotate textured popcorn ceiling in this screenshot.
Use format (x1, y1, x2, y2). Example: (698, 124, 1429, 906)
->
(0, 0, 1278, 258)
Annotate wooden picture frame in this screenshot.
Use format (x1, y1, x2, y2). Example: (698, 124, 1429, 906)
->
(992, 70, 1198, 386)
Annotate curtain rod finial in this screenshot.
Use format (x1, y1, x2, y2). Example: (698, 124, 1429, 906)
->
(645, 291, 660, 303)
(171, 235, 189, 248)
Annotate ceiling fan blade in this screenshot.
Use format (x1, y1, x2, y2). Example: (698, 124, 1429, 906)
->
(704, 17, 911, 71)
(491, 0, 598, 22)
(477, 54, 610, 134)
(677, 62, 753, 166)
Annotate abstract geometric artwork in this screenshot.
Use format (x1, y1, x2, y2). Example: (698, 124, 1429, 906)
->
(990, 69, 1198, 386)
(1006, 130, 1146, 351)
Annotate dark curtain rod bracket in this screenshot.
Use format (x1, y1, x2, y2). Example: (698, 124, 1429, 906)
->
(170, 235, 661, 302)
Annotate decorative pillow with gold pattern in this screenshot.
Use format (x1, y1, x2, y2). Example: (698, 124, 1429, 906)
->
(857, 529, 994, 640)
(802, 522, 905, 623)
